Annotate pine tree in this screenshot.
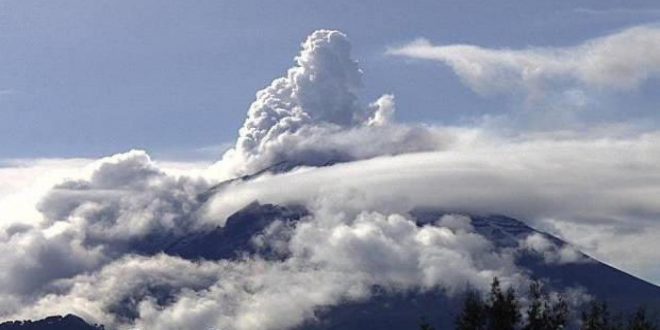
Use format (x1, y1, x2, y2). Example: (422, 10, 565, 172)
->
(581, 301, 618, 330)
(524, 281, 544, 330)
(628, 307, 658, 330)
(456, 289, 486, 330)
(487, 277, 520, 330)
(545, 294, 568, 329)
(523, 280, 568, 330)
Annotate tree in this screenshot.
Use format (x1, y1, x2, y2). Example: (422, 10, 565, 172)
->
(487, 277, 520, 330)
(628, 307, 658, 330)
(524, 281, 545, 330)
(545, 294, 568, 329)
(581, 301, 607, 330)
(456, 289, 486, 330)
(581, 301, 625, 330)
(523, 280, 568, 330)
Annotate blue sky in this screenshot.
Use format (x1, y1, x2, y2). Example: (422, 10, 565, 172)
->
(2, 0, 659, 160)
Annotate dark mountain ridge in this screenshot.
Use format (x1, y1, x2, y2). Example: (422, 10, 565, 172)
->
(0, 314, 103, 330)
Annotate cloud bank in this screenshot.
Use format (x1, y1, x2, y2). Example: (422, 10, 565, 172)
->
(0, 151, 212, 316)
(206, 132, 660, 226)
(11, 211, 528, 330)
(1, 149, 539, 328)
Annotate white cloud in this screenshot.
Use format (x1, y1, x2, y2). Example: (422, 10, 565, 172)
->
(0, 145, 539, 329)
(519, 233, 588, 265)
(205, 131, 660, 282)
(0, 156, 210, 228)
(7, 209, 526, 330)
(366, 94, 396, 127)
(206, 132, 660, 225)
(4, 129, 656, 327)
(37, 150, 211, 243)
(534, 218, 660, 284)
(388, 25, 660, 97)
(0, 151, 212, 317)
(0, 158, 94, 227)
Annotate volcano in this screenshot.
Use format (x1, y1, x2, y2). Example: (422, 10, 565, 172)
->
(3, 195, 659, 329)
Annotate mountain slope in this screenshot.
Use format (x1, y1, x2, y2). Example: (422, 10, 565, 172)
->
(414, 210, 660, 312)
(0, 314, 103, 330)
(165, 203, 660, 329)
(2, 203, 659, 329)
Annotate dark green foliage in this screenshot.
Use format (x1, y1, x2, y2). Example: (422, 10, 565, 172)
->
(579, 300, 660, 330)
(580, 301, 604, 330)
(454, 278, 520, 330)
(628, 307, 658, 330)
(487, 278, 521, 330)
(523, 280, 568, 330)
(449, 277, 658, 330)
(580, 301, 625, 330)
(456, 290, 486, 330)
(525, 281, 544, 330)
(546, 295, 569, 329)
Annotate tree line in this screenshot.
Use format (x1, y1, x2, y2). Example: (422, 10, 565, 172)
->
(419, 278, 658, 330)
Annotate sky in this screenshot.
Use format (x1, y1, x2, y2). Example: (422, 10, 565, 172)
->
(1, 0, 659, 159)
(1, 1, 660, 327)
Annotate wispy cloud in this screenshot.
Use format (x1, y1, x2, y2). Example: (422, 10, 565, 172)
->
(388, 25, 660, 97)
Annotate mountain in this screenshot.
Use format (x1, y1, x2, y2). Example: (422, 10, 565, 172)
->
(164, 202, 308, 260)
(197, 160, 339, 204)
(0, 314, 103, 330)
(415, 210, 660, 311)
(166, 203, 660, 312)
(3, 200, 659, 329)
(167, 204, 660, 329)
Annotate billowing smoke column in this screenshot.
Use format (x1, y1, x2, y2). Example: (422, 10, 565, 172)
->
(217, 30, 438, 176)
